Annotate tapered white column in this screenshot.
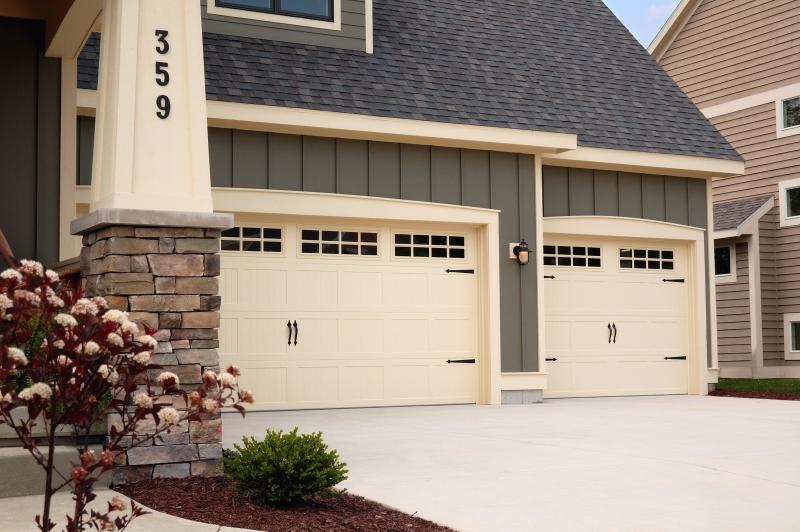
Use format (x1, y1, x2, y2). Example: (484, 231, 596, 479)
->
(90, 0, 212, 213)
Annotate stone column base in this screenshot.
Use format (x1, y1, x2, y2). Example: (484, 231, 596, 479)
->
(72, 209, 233, 484)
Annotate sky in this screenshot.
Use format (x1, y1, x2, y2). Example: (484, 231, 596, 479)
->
(602, 0, 680, 48)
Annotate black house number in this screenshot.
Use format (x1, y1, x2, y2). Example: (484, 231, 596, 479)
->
(155, 30, 170, 119)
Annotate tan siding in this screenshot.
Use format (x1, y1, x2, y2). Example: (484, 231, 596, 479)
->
(659, 0, 800, 106)
(716, 242, 751, 365)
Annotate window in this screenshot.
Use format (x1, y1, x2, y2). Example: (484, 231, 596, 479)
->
(394, 234, 465, 259)
(783, 97, 800, 129)
(787, 187, 800, 219)
(543, 245, 601, 267)
(783, 313, 800, 361)
(220, 226, 282, 253)
(619, 248, 674, 270)
(792, 322, 800, 352)
(714, 246, 732, 276)
(300, 229, 378, 256)
(215, 0, 333, 21)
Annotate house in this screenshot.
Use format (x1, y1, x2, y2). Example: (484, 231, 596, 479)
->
(650, 0, 800, 379)
(1, 0, 743, 414)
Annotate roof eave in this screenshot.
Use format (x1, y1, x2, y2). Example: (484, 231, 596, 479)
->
(647, 0, 703, 61)
(713, 196, 775, 239)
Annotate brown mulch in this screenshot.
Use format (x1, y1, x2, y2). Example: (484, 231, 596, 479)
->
(114, 476, 457, 532)
(710, 389, 800, 401)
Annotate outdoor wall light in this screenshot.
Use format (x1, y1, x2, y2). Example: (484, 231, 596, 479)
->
(513, 240, 530, 266)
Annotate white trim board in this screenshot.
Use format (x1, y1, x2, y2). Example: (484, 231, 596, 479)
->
(647, 0, 702, 61)
(700, 82, 800, 119)
(713, 196, 774, 239)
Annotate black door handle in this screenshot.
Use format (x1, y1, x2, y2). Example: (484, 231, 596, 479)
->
(446, 359, 476, 364)
(663, 279, 685, 283)
(608, 323, 612, 344)
(293, 321, 298, 346)
(446, 269, 474, 274)
(664, 356, 687, 360)
(287, 320, 292, 346)
(545, 357, 557, 361)
(612, 323, 617, 344)
(544, 275, 555, 279)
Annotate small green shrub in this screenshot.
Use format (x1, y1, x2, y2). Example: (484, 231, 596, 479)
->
(223, 428, 348, 507)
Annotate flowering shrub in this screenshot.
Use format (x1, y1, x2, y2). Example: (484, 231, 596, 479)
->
(223, 428, 348, 507)
(0, 261, 253, 532)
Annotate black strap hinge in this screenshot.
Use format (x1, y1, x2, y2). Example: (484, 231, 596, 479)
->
(446, 359, 476, 364)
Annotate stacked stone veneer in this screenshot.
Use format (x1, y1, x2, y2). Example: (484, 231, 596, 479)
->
(79, 225, 223, 483)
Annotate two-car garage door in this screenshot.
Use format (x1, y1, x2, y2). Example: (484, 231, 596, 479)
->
(218, 218, 479, 410)
(544, 237, 690, 398)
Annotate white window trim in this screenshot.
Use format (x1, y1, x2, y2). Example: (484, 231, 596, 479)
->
(778, 177, 800, 228)
(776, 96, 800, 138)
(714, 243, 736, 284)
(783, 313, 800, 361)
(207, 0, 342, 31)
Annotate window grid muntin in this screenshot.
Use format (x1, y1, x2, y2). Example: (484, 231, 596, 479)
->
(543, 245, 601, 268)
(619, 248, 674, 270)
(215, 0, 334, 21)
(300, 229, 378, 257)
(783, 96, 800, 129)
(393, 233, 466, 259)
(220, 226, 283, 253)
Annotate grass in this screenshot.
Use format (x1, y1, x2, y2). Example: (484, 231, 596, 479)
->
(716, 378, 800, 394)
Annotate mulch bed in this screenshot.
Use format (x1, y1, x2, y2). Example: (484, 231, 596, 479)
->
(710, 389, 800, 401)
(115, 476, 457, 532)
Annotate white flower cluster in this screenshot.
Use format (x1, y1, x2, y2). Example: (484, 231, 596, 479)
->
(96, 364, 118, 384)
(0, 293, 12, 321)
(7, 347, 27, 367)
(45, 286, 64, 309)
(84, 341, 100, 356)
(107, 333, 124, 347)
(131, 351, 151, 365)
(19, 260, 43, 278)
(156, 372, 180, 388)
(137, 335, 157, 349)
(14, 290, 40, 306)
(0, 269, 22, 283)
(46, 270, 60, 283)
(71, 298, 99, 316)
(159, 407, 179, 425)
(102, 310, 128, 325)
(55, 313, 78, 329)
(218, 372, 237, 388)
(133, 393, 153, 409)
(18, 383, 52, 402)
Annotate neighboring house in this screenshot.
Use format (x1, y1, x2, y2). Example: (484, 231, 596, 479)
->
(1, 0, 743, 409)
(651, 0, 800, 379)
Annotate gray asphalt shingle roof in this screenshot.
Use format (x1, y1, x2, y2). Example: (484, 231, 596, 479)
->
(713, 196, 774, 232)
(77, 0, 742, 162)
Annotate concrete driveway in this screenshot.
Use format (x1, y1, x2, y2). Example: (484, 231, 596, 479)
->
(224, 396, 800, 532)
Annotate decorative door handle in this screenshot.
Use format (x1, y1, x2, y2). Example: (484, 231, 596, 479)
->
(545, 357, 557, 361)
(446, 359, 475, 364)
(293, 321, 298, 346)
(663, 279, 684, 283)
(544, 275, 555, 279)
(287, 320, 293, 346)
(612, 323, 617, 344)
(608, 323, 612, 344)
(446, 269, 474, 274)
(664, 356, 687, 360)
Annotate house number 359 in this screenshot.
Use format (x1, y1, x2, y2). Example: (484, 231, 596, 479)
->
(155, 29, 170, 119)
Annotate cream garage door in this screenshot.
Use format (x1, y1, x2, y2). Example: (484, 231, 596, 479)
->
(544, 237, 689, 398)
(218, 219, 479, 410)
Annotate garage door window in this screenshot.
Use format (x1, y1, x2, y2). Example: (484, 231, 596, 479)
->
(300, 230, 378, 256)
(619, 248, 674, 270)
(543, 245, 601, 267)
(394, 234, 465, 259)
(221, 227, 282, 252)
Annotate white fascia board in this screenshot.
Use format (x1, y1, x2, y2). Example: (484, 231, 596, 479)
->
(712, 196, 774, 239)
(206, 100, 577, 154)
(648, 0, 702, 61)
(542, 146, 745, 179)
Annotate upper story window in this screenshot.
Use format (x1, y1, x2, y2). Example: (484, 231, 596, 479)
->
(216, 0, 334, 21)
(787, 187, 800, 219)
(782, 97, 800, 129)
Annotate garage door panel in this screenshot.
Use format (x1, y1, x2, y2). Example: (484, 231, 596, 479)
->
(545, 321, 571, 351)
(544, 280, 570, 310)
(341, 366, 384, 401)
(546, 362, 572, 393)
(430, 274, 473, 308)
(241, 268, 287, 306)
(244, 318, 289, 354)
(433, 364, 475, 400)
(389, 365, 430, 399)
(294, 270, 338, 306)
(614, 280, 648, 312)
(297, 366, 339, 402)
(239, 367, 288, 405)
(652, 361, 688, 393)
(219, 268, 238, 305)
(572, 362, 608, 392)
(612, 319, 647, 350)
(647, 283, 680, 313)
(570, 281, 606, 310)
(390, 319, 430, 353)
(340, 319, 384, 353)
(388, 273, 428, 306)
(615, 360, 652, 393)
(219, 317, 238, 355)
(431, 319, 472, 353)
(570, 320, 610, 351)
(298, 319, 339, 354)
(340, 271, 383, 306)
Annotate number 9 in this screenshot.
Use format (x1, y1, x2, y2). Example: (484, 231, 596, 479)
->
(156, 95, 170, 119)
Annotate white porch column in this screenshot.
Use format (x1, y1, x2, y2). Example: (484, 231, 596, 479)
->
(89, 0, 212, 213)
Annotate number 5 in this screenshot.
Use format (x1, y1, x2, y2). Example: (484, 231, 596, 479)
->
(156, 62, 169, 86)
(156, 95, 170, 119)
(155, 30, 169, 54)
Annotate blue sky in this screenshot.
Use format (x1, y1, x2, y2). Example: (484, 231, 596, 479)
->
(602, 0, 680, 48)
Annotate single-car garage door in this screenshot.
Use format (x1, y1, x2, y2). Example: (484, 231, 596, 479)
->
(544, 237, 689, 398)
(218, 218, 479, 410)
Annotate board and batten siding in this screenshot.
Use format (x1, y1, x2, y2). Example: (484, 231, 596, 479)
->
(708, 103, 800, 369)
(541, 166, 708, 228)
(201, 0, 367, 52)
(0, 17, 62, 269)
(716, 242, 751, 369)
(207, 127, 540, 373)
(659, 0, 800, 108)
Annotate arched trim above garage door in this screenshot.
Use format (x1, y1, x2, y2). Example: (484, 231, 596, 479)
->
(542, 216, 713, 395)
(212, 186, 503, 405)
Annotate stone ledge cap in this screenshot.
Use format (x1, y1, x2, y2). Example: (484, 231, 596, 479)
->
(71, 209, 234, 235)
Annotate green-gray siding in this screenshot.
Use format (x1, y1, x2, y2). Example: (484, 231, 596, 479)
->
(201, 0, 367, 52)
(0, 16, 61, 268)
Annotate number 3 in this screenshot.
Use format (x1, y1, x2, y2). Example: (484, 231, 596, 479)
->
(155, 30, 169, 54)
(156, 95, 170, 119)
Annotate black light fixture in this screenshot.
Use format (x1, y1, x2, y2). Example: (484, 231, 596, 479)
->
(513, 239, 530, 266)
